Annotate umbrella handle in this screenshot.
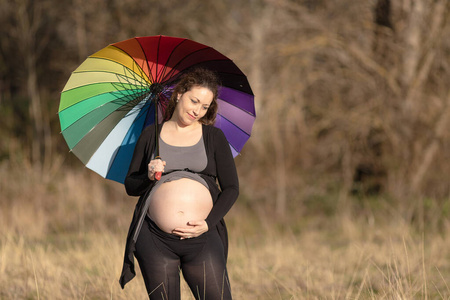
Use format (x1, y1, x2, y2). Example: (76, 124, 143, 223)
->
(155, 156, 162, 181)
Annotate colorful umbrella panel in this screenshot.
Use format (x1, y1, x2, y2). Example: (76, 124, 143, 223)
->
(59, 35, 255, 183)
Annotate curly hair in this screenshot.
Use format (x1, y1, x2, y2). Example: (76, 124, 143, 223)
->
(164, 68, 220, 125)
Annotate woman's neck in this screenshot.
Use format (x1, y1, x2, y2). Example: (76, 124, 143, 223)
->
(167, 119, 201, 132)
(161, 120, 203, 146)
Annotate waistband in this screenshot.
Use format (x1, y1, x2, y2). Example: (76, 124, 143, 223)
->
(163, 168, 216, 181)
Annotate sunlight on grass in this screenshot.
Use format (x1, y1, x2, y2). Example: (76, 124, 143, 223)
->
(1, 165, 449, 299)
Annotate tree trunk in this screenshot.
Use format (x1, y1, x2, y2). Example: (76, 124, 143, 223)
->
(16, 0, 52, 170)
(411, 94, 450, 193)
(250, 6, 287, 217)
(75, 0, 88, 61)
(372, 0, 450, 197)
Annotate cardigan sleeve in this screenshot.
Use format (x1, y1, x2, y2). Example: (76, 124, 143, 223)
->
(205, 128, 239, 229)
(124, 126, 154, 196)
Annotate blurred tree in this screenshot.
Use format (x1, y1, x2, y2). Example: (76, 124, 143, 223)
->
(370, 0, 450, 198)
(0, 0, 55, 169)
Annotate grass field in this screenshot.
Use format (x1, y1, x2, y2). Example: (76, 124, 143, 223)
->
(1, 163, 449, 299)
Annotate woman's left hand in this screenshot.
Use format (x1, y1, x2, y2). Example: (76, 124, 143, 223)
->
(172, 220, 209, 240)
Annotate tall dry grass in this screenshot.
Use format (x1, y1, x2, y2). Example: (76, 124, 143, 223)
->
(1, 161, 450, 299)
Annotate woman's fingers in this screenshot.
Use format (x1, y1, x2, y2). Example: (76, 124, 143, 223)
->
(172, 229, 193, 240)
(148, 159, 165, 172)
(147, 159, 165, 179)
(172, 220, 208, 239)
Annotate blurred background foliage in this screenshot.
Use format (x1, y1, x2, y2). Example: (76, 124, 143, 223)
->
(1, 0, 450, 223)
(2, 1, 450, 298)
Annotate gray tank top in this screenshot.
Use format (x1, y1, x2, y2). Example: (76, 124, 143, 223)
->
(152, 136, 208, 189)
(160, 136, 207, 173)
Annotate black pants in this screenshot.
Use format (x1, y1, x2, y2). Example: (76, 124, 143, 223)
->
(135, 217, 232, 300)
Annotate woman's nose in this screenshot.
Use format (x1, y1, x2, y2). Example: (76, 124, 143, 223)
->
(193, 106, 200, 115)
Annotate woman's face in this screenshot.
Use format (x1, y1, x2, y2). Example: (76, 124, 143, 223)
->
(172, 86, 213, 127)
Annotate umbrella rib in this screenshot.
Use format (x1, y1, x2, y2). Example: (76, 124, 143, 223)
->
(82, 55, 150, 81)
(134, 38, 156, 83)
(217, 113, 252, 138)
(63, 55, 150, 94)
(97, 100, 150, 173)
(198, 61, 253, 94)
(61, 87, 148, 137)
(162, 59, 252, 96)
(60, 83, 148, 116)
(89, 57, 150, 107)
(156, 35, 182, 83)
(60, 67, 150, 130)
(228, 141, 239, 155)
(156, 35, 161, 82)
(158, 38, 189, 83)
(105, 45, 152, 84)
(115, 68, 148, 91)
(217, 95, 255, 117)
(218, 101, 255, 117)
(68, 92, 149, 152)
(71, 69, 148, 89)
(151, 38, 253, 100)
(160, 45, 219, 82)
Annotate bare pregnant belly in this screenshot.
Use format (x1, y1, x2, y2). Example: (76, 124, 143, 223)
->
(148, 178, 213, 233)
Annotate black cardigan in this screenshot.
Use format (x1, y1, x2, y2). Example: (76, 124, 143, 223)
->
(119, 123, 239, 288)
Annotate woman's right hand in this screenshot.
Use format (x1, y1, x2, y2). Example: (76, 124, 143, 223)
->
(148, 159, 166, 180)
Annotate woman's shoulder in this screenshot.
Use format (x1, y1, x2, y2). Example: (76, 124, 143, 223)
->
(203, 124, 224, 136)
(202, 125, 228, 147)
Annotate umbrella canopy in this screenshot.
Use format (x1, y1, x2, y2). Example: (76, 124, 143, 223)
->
(59, 35, 255, 183)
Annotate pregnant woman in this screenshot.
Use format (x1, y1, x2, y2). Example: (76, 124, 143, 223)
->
(119, 68, 239, 300)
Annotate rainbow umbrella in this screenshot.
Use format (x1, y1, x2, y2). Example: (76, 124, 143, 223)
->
(59, 35, 255, 183)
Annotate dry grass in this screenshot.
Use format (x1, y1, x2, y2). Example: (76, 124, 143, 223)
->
(1, 162, 450, 299)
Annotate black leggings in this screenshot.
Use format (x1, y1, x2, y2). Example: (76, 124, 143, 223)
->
(135, 217, 232, 300)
